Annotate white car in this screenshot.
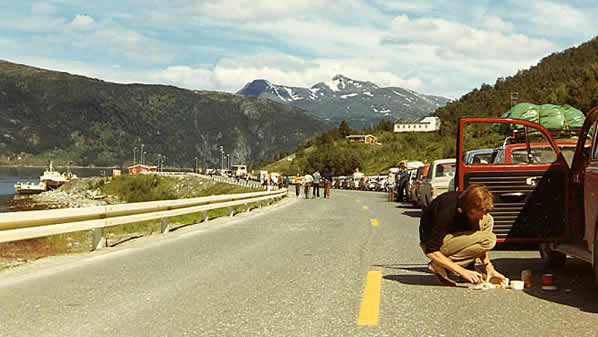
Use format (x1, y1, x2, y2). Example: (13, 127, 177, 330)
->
(419, 158, 456, 208)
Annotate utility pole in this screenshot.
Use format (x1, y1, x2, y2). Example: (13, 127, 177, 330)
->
(133, 147, 137, 166)
(195, 157, 198, 173)
(140, 143, 145, 166)
(510, 92, 519, 108)
(219, 145, 224, 171)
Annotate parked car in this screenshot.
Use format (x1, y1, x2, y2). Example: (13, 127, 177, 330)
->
(405, 161, 425, 201)
(411, 164, 430, 207)
(377, 175, 388, 192)
(419, 159, 456, 208)
(492, 142, 577, 165)
(455, 112, 598, 281)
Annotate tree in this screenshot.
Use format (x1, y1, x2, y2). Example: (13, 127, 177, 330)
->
(338, 120, 351, 138)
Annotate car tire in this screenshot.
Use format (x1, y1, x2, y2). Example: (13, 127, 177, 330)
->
(539, 243, 567, 271)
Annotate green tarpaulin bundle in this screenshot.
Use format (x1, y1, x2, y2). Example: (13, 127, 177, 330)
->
(492, 103, 586, 135)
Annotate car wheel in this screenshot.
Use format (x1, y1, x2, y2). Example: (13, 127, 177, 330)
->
(539, 243, 567, 271)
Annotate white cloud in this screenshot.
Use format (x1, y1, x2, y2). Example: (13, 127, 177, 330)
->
(72, 28, 176, 64)
(0, 15, 67, 33)
(71, 15, 96, 30)
(371, 0, 436, 13)
(31, 2, 56, 15)
(146, 52, 425, 94)
(387, 14, 555, 61)
(190, 0, 330, 21)
(150, 65, 214, 88)
(530, 1, 587, 29)
(483, 16, 514, 33)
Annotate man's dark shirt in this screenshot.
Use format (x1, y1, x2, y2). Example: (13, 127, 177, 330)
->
(419, 191, 476, 254)
(398, 168, 408, 183)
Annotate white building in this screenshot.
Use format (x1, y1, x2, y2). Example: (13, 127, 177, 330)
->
(393, 116, 440, 133)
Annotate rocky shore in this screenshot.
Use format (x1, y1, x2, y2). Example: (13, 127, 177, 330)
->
(5, 177, 122, 211)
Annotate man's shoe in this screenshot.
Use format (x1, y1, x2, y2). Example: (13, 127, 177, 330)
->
(427, 262, 457, 286)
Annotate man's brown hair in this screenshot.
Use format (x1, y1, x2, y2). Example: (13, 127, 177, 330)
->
(458, 184, 494, 213)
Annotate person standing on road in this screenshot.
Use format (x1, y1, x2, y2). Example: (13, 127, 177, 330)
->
(303, 172, 313, 199)
(386, 174, 395, 202)
(419, 184, 506, 286)
(396, 161, 409, 202)
(294, 173, 302, 198)
(322, 168, 332, 199)
(312, 170, 321, 199)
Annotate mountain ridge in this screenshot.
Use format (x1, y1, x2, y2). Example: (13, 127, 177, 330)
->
(237, 74, 451, 128)
(0, 60, 331, 168)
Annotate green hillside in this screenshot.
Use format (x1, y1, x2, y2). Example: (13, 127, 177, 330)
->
(0, 61, 330, 168)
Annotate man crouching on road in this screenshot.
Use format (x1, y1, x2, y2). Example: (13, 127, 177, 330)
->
(419, 184, 506, 286)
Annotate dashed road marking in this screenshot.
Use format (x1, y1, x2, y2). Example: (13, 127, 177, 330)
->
(357, 270, 382, 326)
(355, 199, 361, 203)
(362, 206, 368, 210)
(370, 218, 378, 226)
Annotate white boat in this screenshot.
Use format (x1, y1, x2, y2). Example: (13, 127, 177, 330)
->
(14, 181, 47, 194)
(14, 162, 77, 194)
(40, 161, 76, 189)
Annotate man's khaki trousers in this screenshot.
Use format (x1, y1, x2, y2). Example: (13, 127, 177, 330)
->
(439, 214, 497, 267)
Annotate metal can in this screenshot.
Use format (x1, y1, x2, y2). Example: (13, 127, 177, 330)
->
(521, 269, 532, 288)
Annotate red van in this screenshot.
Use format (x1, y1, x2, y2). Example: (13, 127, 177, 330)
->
(455, 107, 598, 281)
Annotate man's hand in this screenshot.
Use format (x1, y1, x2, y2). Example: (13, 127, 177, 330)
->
(459, 269, 484, 284)
(485, 268, 506, 283)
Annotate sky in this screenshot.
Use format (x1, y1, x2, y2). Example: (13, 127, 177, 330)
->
(1, 0, 597, 99)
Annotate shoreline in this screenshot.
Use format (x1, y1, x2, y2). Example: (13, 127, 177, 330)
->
(0, 164, 122, 169)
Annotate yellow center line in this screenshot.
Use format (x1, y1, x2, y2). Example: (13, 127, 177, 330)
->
(370, 218, 378, 226)
(357, 270, 382, 326)
(362, 205, 368, 210)
(355, 199, 361, 203)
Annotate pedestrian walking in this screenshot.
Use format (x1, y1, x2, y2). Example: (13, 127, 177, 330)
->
(303, 172, 313, 199)
(386, 173, 395, 202)
(294, 173, 302, 198)
(397, 161, 409, 202)
(312, 170, 321, 199)
(323, 169, 332, 199)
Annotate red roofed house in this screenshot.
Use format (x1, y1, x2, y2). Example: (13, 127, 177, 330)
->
(128, 164, 157, 175)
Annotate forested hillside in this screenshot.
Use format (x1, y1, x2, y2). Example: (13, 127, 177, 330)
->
(0, 61, 330, 168)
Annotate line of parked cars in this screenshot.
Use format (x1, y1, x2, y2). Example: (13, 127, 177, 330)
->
(331, 160, 459, 208)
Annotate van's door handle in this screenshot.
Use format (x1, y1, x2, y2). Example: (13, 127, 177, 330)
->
(500, 192, 525, 197)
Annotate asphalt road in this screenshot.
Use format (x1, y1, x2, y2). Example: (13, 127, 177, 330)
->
(1, 189, 597, 337)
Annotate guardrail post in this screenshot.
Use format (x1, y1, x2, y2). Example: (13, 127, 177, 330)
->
(227, 206, 233, 217)
(201, 210, 208, 222)
(245, 203, 250, 212)
(161, 217, 169, 233)
(91, 228, 104, 251)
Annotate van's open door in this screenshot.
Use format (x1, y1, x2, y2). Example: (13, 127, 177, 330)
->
(456, 118, 570, 243)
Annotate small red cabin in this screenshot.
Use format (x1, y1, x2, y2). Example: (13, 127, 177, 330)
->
(128, 164, 157, 175)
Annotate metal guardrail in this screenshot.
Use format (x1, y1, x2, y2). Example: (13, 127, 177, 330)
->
(0, 189, 288, 249)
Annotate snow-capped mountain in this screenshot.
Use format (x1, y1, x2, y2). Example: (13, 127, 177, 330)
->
(237, 74, 451, 128)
